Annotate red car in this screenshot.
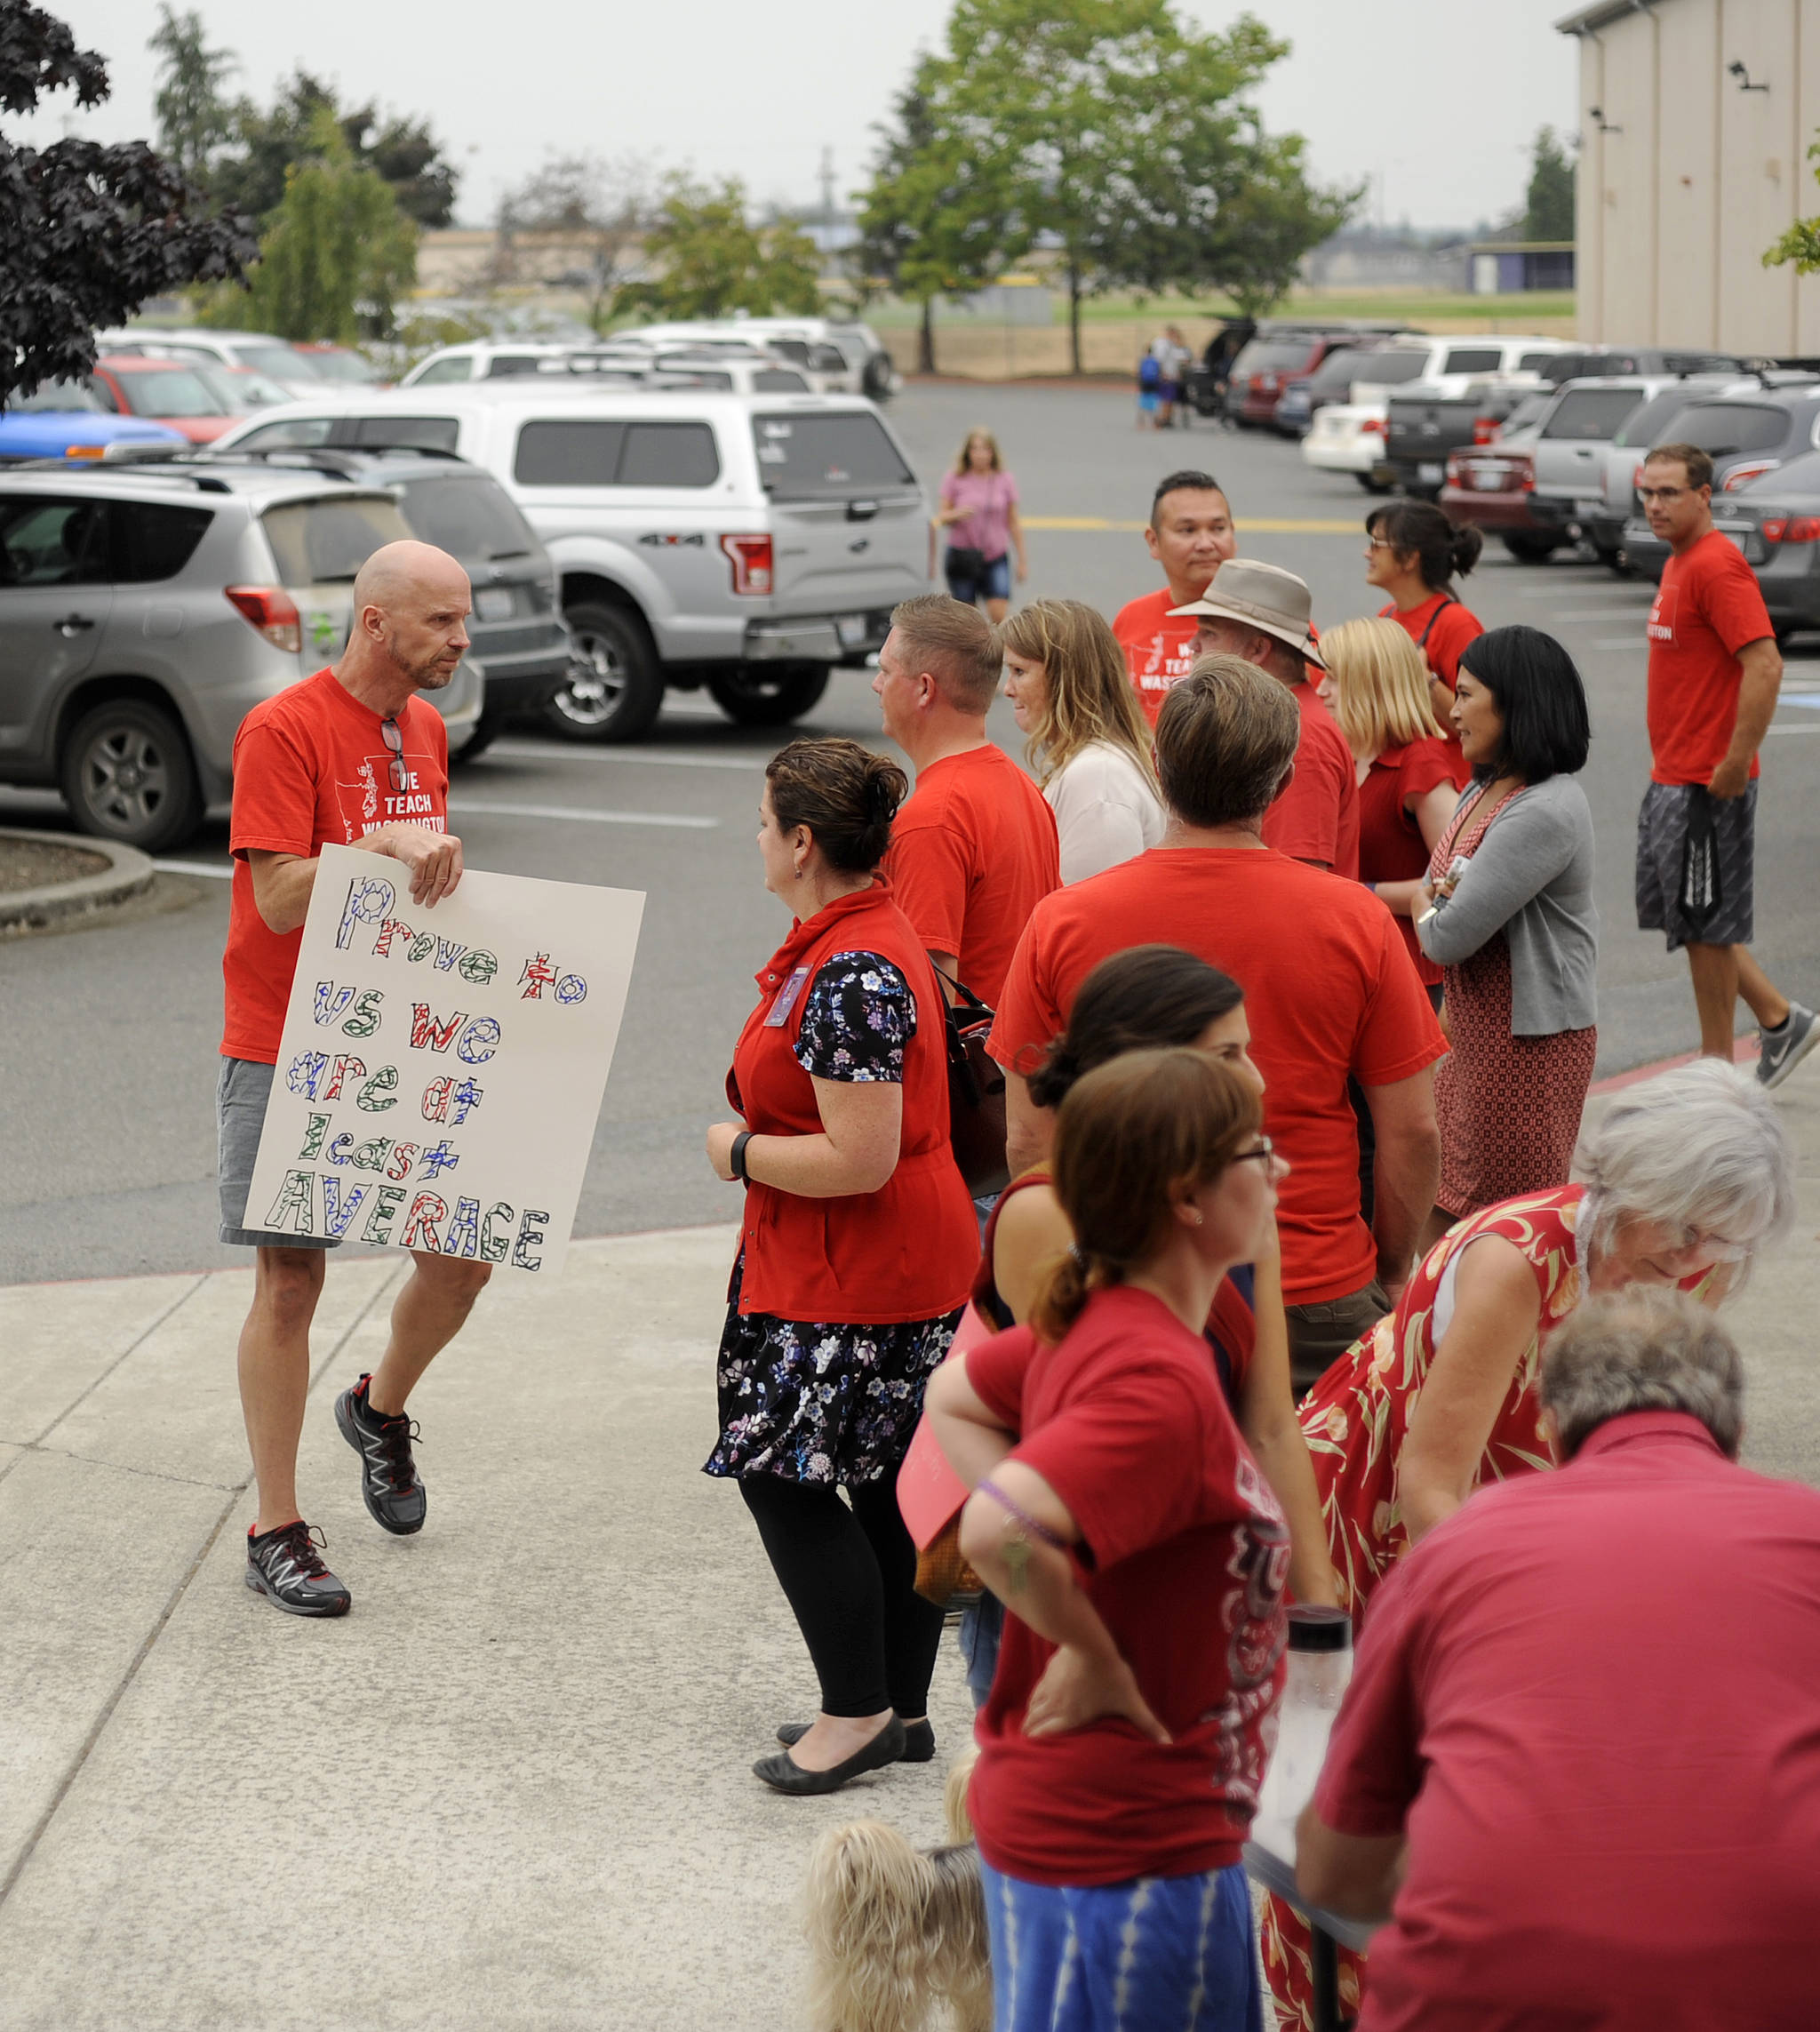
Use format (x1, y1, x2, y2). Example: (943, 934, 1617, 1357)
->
(1225, 332, 1368, 428)
(90, 356, 235, 444)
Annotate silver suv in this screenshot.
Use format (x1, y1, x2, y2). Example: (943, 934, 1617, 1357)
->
(217, 386, 929, 740)
(0, 464, 481, 851)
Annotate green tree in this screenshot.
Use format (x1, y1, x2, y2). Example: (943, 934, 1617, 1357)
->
(620, 174, 821, 320)
(495, 152, 655, 332)
(856, 62, 1026, 372)
(208, 68, 458, 228)
(1163, 132, 1360, 317)
(1524, 125, 1576, 242)
(147, 4, 237, 188)
(1764, 139, 1820, 276)
(0, 0, 255, 405)
(204, 108, 416, 340)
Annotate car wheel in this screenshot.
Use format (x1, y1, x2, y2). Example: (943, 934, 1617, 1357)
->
(60, 697, 204, 852)
(448, 711, 501, 766)
(1502, 533, 1561, 564)
(706, 664, 832, 727)
(545, 603, 663, 743)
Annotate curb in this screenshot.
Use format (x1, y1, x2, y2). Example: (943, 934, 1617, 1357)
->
(0, 826, 156, 936)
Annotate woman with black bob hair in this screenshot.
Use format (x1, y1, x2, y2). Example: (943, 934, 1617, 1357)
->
(1414, 625, 1598, 1250)
(1365, 498, 1487, 715)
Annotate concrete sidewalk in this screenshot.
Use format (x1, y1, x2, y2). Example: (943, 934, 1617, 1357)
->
(2, 1071, 1817, 2031)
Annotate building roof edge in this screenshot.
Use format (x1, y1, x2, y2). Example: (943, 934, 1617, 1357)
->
(1554, 0, 1662, 34)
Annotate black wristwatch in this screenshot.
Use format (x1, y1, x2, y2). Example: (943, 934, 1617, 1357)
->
(730, 1131, 754, 1183)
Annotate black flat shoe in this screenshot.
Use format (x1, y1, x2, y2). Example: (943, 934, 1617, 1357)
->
(776, 1716, 934, 1762)
(754, 1717, 906, 1796)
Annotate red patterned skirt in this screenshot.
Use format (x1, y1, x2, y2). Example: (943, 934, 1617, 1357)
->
(1436, 932, 1596, 1219)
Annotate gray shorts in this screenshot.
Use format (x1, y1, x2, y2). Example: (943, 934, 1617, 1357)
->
(218, 1056, 339, 1250)
(1635, 780, 1756, 953)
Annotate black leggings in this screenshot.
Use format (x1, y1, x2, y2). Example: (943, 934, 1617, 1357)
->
(738, 1473, 946, 1720)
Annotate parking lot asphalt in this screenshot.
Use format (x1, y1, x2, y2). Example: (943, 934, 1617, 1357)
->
(4, 380, 1820, 1284)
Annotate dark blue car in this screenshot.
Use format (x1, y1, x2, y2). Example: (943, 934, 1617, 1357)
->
(0, 378, 186, 462)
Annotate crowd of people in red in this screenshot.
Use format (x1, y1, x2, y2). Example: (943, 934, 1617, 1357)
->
(694, 444, 1820, 2032)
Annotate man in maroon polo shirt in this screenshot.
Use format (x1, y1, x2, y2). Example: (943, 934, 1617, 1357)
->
(1297, 1288, 1820, 2029)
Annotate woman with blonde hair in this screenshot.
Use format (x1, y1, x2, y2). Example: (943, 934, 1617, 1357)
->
(932, 427, 1026, 621)
(1317, 615, 1466, 1001)
(926, 1046, 1290, 2031)
(1001, 598, 1166, 883)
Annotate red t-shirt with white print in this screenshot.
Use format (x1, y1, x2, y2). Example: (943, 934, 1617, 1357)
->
(221, 668, 449, 1063)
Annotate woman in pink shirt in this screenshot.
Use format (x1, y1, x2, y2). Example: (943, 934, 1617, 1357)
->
(933, 428, 1027, 622)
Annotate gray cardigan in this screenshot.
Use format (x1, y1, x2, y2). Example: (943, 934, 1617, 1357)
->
(1416, 773, 1598, 1035)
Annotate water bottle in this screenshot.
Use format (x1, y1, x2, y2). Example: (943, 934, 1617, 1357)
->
(1251, 1607, 1354, 1862)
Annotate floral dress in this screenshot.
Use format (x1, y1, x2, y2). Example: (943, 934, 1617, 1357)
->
(704, 951, 963, 1486)
(1262, 1184, 1708, 2028)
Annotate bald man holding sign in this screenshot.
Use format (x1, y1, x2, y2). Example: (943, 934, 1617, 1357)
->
(220, 541, 491, 1616)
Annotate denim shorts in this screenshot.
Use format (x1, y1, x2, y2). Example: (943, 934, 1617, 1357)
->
(945, 550, 1011, 606)
(218, 1056, 339, 1250)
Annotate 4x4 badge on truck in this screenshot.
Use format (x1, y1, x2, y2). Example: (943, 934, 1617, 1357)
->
(638, 532, 706, 548)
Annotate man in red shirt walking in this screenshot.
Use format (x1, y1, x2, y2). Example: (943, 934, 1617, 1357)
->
(1635, 441, 1816, 1084)
(220, 540, 491, 1617)
(1176, 558, 1360, 877)
(1112, 469, 1238, 725)
(874, 594, 1060, 1012)
(1298, 1287, 1820, 2029)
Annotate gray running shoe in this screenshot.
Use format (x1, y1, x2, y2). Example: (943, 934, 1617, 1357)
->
(244, 1520, 351, 1617)
(335, 1373, 427, 1534)
(1758, 1003, 1820, 1090)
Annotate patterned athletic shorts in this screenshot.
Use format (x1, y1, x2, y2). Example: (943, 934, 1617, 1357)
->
(1635, 780, 1756, 953)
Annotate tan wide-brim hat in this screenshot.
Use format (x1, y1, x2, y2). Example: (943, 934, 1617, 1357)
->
(1169, 557, 1325, 671)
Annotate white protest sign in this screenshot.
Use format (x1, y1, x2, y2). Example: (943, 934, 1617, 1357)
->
(245, 843, 643, 1278)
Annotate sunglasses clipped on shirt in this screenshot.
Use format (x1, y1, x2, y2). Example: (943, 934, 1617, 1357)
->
(379, 716, 408, 793)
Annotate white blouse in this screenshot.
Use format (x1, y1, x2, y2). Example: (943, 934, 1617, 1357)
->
(1045, 740, 1168, 884)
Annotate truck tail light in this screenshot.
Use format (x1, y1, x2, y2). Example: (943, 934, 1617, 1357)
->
(1721, 460, 1777, 492)
(1762, 515, 1820, 543)
(720, 533, 773, 596)
(225, 585, 302, 653)
(1472, 415, 1499, 444)
(1361, 416, 1386, 435)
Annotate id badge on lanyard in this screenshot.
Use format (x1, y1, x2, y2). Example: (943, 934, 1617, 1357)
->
(763, 965, 811, 1028)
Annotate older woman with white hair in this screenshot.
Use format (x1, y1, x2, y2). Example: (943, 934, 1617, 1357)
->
(1264, 1056, 1796, 2028)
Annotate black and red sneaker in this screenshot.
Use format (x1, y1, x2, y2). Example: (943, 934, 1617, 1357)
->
(244, 1520, 351, 1617)
(334, 1373, 427, 1535)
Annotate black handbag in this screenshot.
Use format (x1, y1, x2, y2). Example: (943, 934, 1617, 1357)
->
(944, 543, 989, 582)
(1679, 788, 1723, 932)
(937, 968, 1010, 1199)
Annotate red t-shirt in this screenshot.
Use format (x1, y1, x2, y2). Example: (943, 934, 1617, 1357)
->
(1647, 529, 1774, 785)
(221, 668, 450, 1065)
(989, 848, 1446, 1304)
(884, 744, 1059, 1007)
(1114, 587, 1201, 727)
(1381, 593, 1483, 689)
(1263, 683, 1360, 877)
(1317, 1412, 1820, 2030)
(965, 1286, 1289, 1886)
(1357, 739, 1469, 988)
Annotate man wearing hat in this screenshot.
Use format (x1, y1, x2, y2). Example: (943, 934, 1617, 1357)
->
(1172, 558, 1359, 879)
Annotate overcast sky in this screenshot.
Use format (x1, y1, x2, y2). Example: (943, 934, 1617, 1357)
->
(19, 1, 1580, 233)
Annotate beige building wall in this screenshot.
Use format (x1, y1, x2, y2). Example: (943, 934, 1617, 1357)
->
(1566, 0, 1820, 352)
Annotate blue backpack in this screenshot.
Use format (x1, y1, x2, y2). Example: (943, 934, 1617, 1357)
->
(1138, 354, 1162, 390)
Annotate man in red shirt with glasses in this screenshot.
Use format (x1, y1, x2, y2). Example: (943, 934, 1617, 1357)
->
(220, 540, 491, 1618)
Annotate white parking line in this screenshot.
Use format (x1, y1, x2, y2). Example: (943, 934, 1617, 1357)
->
(488, 742, 763, 772)
(449, 799, 716, 829)
(152, 860, 235, 879)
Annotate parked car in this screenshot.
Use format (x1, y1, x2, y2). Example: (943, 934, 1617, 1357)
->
(1225, 331, 1361, 427)
(0, 462, 481, 849)
(0, 380, 187, 463)
(188, 361, 299, 415)
(557, 351, 815, 396)
(1577, 376, 1773, 564)
(1437, 392, 1569, 558)
(402, 340, 612, 388)
(1704, 450, 1820, 643)
(93, 328, 325, 395)
(1273, 339, 1428, 436)
(293, 342, 385, 386)
(162, 444, 574, 756)
(90, 356, 235, 444)
(1616, 383, 1820, 579)
(1535, 347, 1749, 386)
(213, 384, 927, 740)
(1306, 335, 1573, 488)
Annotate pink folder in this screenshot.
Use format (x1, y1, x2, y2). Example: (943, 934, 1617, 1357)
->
(897, 1300, 998, 1548)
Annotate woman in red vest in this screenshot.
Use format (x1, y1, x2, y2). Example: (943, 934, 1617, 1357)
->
(705, 737, 978, 1796)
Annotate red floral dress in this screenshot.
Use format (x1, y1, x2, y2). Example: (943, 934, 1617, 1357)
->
(1261, 1184, 1709, 2028)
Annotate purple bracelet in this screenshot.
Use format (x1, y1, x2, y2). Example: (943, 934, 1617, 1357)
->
(978, 1477, 1067, 1551)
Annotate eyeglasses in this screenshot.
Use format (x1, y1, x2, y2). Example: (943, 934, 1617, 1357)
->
(1234, 1138, 1275, 1165)
(1637, 485, 1692, 506)
(1365, 536, 1397, 551)
(379, 716, 407, 793)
